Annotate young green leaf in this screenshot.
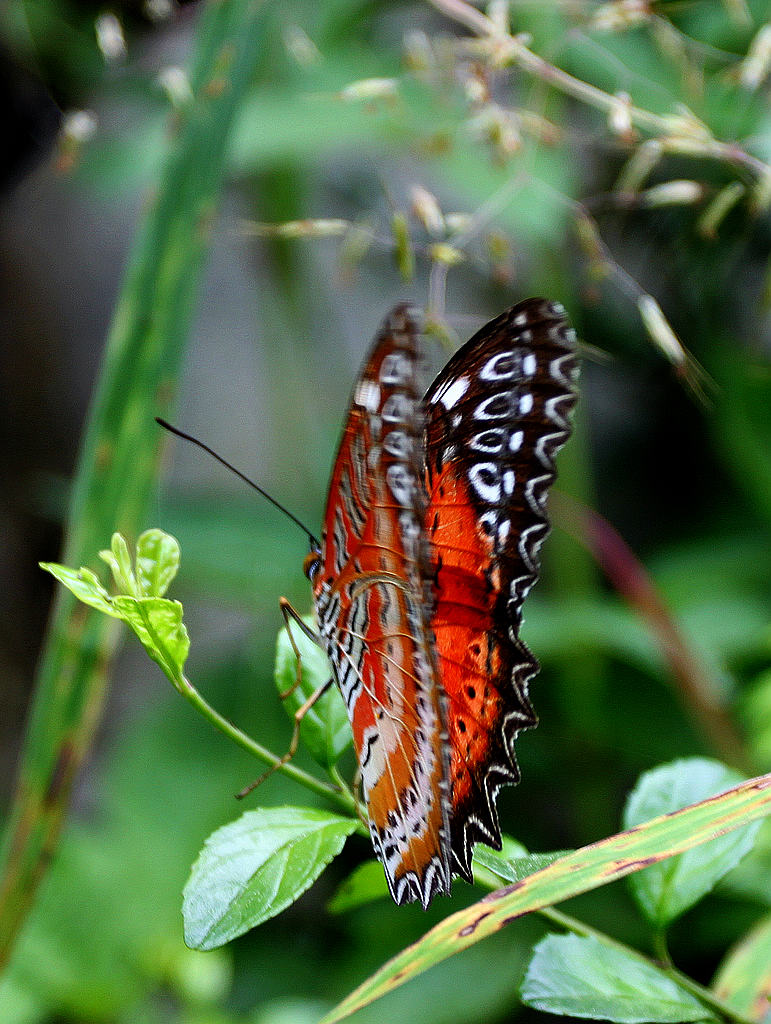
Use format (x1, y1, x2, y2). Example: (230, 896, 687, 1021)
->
(112, 596, 189, 682)
(135, 529, 180, 597)
(96, 529, 180, 597)
(42, 531, 189, 686)
(521, 934, 710, 1023)
(274, 616, 350, 769)
(40, 562, 119, 617)
(623, 758, 762, 929)
(100, 532, 139, 596)
(183, 807, 359, 950)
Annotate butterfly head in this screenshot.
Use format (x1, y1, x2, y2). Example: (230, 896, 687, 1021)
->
(303, 541, 322, 582)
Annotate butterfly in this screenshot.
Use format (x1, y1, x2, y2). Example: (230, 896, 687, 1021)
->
(303, 300, 578, 907)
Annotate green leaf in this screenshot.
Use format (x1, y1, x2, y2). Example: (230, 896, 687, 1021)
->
(473, 835, 529, 869)
(97, 529, 180, 598)
(712, 912, 771, 1018)
(112, 597, 189, 681)
(327, 860, 389, 913)
(320, 772, 771, 1023)
(183, 807, 359, 950)
(39, 563, 120, 618)
(472, 836, 556, 885)
(41, 532, 189, 685)
(274, 616, 350, 769)
(521, 934, 710, 1023)
(623, 758, 762, 928)
(100, 533, 138, 597)
(135, 529, 180, 597)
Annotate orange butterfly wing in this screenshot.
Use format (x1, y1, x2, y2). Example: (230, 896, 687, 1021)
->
(424, 299, 578, 880)
(310, 305, 452, 908)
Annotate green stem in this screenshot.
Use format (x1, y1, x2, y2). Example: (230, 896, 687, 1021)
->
(652, 927, 672, 967)
(179, 673, 356, 815)
(134, 603, 357, 817)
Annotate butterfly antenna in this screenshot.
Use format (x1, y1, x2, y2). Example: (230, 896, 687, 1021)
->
(155, 418, 320, 549)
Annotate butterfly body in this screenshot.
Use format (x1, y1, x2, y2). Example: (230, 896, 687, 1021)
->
(307, 300, 577, 907)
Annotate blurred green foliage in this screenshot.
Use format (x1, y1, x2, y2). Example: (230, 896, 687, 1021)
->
(1, 0, 770, 1022)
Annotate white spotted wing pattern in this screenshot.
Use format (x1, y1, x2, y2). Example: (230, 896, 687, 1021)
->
(424, 300, 578, 882)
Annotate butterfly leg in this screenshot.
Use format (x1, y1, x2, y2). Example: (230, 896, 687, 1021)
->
(276, 597, 323, 699)
(236, 600, 332, 799)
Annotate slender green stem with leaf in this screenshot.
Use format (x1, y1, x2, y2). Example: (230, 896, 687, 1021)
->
(41, 532, 360, 820)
